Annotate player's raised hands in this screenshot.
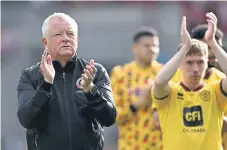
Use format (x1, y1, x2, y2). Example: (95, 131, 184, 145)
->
(180, 16, 191, 48)
(204, 12, 218, 44)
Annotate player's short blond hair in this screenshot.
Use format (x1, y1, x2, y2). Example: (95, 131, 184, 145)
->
(177, 39, 208, 58)
(186, 39, 208, 57)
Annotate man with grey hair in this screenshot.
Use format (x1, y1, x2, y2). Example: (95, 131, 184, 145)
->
(17, 12, 117, 150)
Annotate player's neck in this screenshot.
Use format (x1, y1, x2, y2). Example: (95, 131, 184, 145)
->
(135, 60, 151, 69)
(181, 81, 204, 92)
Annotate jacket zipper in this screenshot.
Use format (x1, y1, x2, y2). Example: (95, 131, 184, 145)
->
(35, 134, 38, 147)
(35, 138, 37, 147)
(63, 72, 72, 150)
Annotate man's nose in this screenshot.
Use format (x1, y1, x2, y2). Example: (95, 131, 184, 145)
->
(149, 47, 159, 54)
(192, 64, 199, 72)
(62, 33, 70, 42)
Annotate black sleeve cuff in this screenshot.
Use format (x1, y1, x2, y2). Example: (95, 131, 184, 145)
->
(84, 91, 99, 102)
(39, 80, 52, 92)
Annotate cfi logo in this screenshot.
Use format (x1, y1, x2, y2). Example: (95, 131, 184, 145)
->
(76, 77, 83, 89)
(199, 90, 211, 101)
(183, 106, 203, 127)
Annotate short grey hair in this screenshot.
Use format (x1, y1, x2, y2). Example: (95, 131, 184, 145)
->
(42, 12, 78, 38)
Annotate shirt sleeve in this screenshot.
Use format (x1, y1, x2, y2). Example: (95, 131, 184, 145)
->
(152, 81, 177, 110)
(214, 79, 227, 113)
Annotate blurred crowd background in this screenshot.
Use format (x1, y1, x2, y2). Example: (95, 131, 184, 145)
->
(1, 1, 227, 150)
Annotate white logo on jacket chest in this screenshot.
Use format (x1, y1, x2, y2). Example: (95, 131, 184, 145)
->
(76, 77, 83, 89)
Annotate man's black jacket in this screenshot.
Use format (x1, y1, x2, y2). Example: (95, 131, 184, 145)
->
(17, 56, 117, 150)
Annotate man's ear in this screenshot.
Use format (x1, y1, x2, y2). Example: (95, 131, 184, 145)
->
(42, 37, 48, 50)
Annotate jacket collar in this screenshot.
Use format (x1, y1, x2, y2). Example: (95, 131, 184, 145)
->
(52, 56, 77, 72)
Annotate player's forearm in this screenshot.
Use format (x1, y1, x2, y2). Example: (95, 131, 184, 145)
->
(154, 44, 190, 86)
(209, 40, 227, 75)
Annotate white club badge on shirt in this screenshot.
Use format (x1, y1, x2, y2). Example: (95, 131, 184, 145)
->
(76, 77, 83, 89)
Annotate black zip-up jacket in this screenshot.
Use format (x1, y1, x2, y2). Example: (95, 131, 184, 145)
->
(17, 56, 117, 150)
